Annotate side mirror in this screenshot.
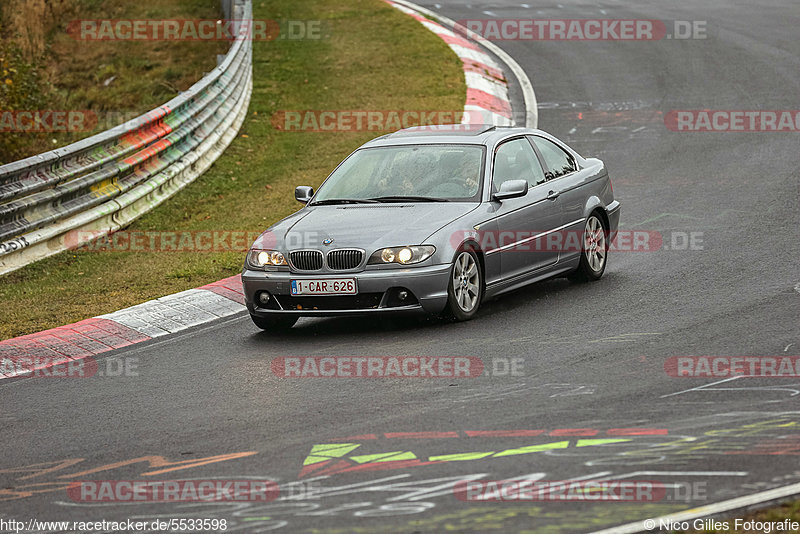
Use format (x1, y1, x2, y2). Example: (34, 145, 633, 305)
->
(493, 179, 528, 201)
(295, 186, 314, 204)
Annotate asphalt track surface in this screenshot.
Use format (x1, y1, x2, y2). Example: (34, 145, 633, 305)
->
(2, 1, 799, 533)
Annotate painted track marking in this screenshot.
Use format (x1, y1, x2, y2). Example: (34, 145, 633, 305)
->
(660, 376, 742, 398)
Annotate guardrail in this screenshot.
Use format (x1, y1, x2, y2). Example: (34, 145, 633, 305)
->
(0, 0, 253, 275)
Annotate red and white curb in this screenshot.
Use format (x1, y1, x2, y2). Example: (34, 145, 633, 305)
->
(386, 0, 514, 126)
(0, 275, 245, 380)
(0, 3, 535, 380)
(388, 0, 538, 128)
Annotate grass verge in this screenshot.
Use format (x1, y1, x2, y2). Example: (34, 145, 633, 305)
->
(0, 0, 465, 340)
(0, 0, 227, 163)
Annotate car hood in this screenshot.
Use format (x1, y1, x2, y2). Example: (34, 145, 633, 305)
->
(262, 203, 478, 251)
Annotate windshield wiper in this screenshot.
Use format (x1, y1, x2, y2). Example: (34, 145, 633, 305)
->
(309, 198, 380, 206)
(368, 195, 449, 203)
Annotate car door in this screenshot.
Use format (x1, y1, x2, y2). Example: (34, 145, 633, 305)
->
(486, 137, 562, 283)
(528, 135, 589, 263)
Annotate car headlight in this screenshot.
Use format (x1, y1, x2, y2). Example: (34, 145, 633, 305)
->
(247, 249, 288, 269)
(368, 245, 435, 265)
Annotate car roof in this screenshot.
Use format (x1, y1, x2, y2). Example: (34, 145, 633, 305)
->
(362, 125, 553, 148)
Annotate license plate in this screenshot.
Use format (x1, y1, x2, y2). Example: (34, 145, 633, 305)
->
(291, 278, 357, 296)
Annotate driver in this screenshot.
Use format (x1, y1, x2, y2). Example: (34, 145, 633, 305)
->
(434, 152, 479, 197)
(455, 158, 479, 195)
(376, 175, 415, 195)
(376, 153, 433, 195)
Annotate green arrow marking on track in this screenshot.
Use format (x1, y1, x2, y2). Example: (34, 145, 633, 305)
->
(575, 438, 631, 447)
(492, 440, 570, 457)
(350, 451, 417, 463)
(302, 443, 361, 465)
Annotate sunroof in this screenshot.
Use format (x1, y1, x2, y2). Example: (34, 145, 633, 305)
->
(387, 124, 497, 137)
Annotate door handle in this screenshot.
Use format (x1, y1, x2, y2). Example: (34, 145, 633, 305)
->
(546, 190, 560, 200)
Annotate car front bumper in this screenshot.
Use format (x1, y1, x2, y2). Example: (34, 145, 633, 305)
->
(242, 263, 451, 317)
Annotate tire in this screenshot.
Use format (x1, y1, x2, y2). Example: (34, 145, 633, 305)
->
(568, 212, 608, 282)
(250, 314, 298, 330)
(444, 249, 483, 321)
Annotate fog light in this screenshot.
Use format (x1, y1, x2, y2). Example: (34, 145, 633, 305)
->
(385, 287, 418, 308)
(257, 291, 271, 305)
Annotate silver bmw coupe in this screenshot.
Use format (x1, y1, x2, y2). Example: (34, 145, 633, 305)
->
(242, 125, 620, 329)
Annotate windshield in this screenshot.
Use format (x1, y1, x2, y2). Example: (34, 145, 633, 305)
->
(313, 144, 485, 203)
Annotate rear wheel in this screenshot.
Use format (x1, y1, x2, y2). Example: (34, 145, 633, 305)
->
(568, 212, 608, 282)
(445, 249, 483, 321)
(250, 314, 298, 330)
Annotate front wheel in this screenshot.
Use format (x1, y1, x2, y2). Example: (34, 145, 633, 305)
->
(250, 314, 298, 330)
(568, 212, 608, 282)
(445, 249, 483, 321)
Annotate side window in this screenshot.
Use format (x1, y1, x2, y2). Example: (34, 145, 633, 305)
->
(531, 136, 577, 179)
(492, 138, 546, 191)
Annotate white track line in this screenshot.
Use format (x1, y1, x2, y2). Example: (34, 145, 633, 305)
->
(592, 481, 800, 533)
(659, 376, 741, 398)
